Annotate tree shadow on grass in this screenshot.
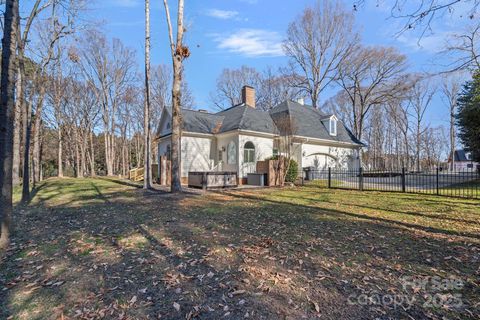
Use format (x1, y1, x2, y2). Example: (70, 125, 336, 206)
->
(273, 192, 480, 226)
(2, 180, 479, 319)
(219, 190, 480, 241)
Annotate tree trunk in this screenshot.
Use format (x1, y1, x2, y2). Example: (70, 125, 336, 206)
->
(450, 107, 455, 171)
(171, 56, 183, 192)
(89, 130, 95, 177)
(12, 68, 22, 186)
(163, 0, 186, 193)
(144, 0, 152, 189)
(21, 100, 33, 202)
(32, 84, 46, 187)
(74, 128, 81, 178)
(57, 127, 63, 177)
(0, 0, 19, 253)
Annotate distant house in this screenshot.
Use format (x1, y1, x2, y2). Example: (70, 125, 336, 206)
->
(156, 86, 363, 184)
(449, 150, 479, 171)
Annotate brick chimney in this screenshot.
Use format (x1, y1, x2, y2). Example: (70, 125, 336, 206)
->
(242, 85, 255, 108)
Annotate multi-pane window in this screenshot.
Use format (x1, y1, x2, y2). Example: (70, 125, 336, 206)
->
(244, 141, 255, 163)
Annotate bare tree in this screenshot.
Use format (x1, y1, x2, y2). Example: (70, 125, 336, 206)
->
(444, 23, 480, 72)
(151, 64, 194, 114)
(0, 0, 19, 253)
(441, 73, 463, 170)
(22, 1, 79, 200)
(271, 115, 298, 185)
(283, 0, 359, 108)
(423, 126, 448, 169)
(354, 0, 479, 36)
(258, 66, 302, 110)
(211, 65, 300, 110)
(144, 0, 152, 189)
(409, 77, 436, 172)
(336, 46, 409, 141)
(79, 31, 137, 176)
(211, 66, 262, 109)
(162, 0, 189, 193)
(387, 99, 412, 169)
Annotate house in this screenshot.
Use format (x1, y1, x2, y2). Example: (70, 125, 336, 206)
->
(156, 86, 363, 184)
(448, 149, 479, 171)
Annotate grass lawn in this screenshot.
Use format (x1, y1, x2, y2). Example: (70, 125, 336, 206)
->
(1, 178, 479, 319)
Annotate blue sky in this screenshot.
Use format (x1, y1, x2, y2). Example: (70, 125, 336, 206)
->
(88, 0, 472, 127)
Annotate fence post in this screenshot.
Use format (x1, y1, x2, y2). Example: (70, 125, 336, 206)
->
(328, 167, 331, 188)
(401, 167, 406, 192)
(359, 167, 364, 191)
(436, 168, 439, 195)
(202, 172, 207, 191)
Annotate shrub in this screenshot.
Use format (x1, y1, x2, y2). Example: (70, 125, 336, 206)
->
(285, 159, 298, 183)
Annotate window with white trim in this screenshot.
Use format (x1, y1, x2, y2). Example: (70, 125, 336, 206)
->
(329, 116, 337, 136)
(244, 141, 255, 163)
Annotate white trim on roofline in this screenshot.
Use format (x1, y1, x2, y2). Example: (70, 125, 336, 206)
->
(158, 129, 361, 148)
(294, 135, 362, 148)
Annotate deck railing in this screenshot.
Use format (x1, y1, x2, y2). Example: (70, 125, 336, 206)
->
(129, 167, 145, 182)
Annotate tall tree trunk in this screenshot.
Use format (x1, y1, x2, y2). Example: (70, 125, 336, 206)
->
(58, 127, 63, 177)
(144, 0, 152, 189)
(450, 107, 455, 171)
(163, 0, 186, 193)
(171, 59, 182, 191)
(0, 0, 19, 253)
(12, 68, 22, 186)
(89, 130, 95, 177)
(32, 86, 45, 187)
(21, 100, 33, 202)
(74, 128, 81, 178)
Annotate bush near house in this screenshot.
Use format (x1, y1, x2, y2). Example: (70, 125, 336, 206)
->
(285, 159, 298, 182)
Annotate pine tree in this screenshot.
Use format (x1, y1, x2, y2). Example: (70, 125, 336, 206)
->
(456, 71, 480, 162)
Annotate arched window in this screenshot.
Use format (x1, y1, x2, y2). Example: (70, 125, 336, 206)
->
(227, 141, 236, 164)
(244, 141, 255, 163)
(329, 116, 337, 136)
(166, 145, 171, 161)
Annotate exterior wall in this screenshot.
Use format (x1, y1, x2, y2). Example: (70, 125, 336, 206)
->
(453, 161, 479, 171)
(158, 135, 215, 178)
(238, 134, 274, 178)
(301, 143, 359, 170)
(158, 138, 170, 160)
(216, 133, 239, 173)
(181, 136, 215, 177)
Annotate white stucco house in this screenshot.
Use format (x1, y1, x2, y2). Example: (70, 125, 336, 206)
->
(156, 86, 363, 184)
(448, 150, 479, 171)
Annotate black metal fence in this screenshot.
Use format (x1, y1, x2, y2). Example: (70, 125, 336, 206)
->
(303, 168, 480, 199)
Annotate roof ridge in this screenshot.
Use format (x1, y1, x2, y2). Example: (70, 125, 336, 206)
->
(238, 105, 249, 129)
(217, 102, 246, 113)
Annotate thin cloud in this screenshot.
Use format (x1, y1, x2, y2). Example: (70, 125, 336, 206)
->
(205, 9, 239, 20)
(213, 29, 284, 57)
(396, 30, 457, 54)
(114, 0, 140, 8)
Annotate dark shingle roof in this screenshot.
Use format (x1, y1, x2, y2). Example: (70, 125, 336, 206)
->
(181, 109, 224, 134)
(179, 101, 362, 145)
(269, 100, 362, 145)
(454, 150, 471, 162)
(217, 104, 277, 134)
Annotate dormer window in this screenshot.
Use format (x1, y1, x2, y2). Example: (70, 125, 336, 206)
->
(329, 116, 337, 136)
